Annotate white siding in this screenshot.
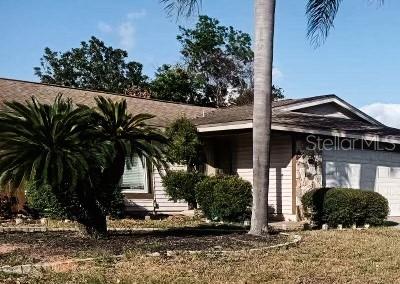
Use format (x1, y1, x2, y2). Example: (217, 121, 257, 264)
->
(125, 165, 189, 214)
(124, 134, 295, 216)
(323, 149, 400, 216)
(233, 133, 294, 215)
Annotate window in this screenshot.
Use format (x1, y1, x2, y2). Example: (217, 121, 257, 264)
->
(120, 155, 149, 193)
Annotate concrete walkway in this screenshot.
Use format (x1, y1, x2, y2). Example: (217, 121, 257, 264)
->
(269, 220, 305, 231)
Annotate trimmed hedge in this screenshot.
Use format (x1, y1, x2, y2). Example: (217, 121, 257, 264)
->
(302, 188, 389, 227)
(195, 175, 252, 222)
(162, 170, 204, 208)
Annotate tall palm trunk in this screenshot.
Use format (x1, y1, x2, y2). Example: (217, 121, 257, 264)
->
(249, 0, 276, 236)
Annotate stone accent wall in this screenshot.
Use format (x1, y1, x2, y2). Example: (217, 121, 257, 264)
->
(295, 139, 323, 219)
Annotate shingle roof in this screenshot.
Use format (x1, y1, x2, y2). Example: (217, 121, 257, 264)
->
(0, 78, 214, 127)
(192, 95, 340, 126)
(2, 78, 398, 139)
(273, 112, 400, 138)
(193, 96, 400, 139)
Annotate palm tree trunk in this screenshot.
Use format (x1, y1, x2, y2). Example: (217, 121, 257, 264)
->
(249, 0, 276, 236)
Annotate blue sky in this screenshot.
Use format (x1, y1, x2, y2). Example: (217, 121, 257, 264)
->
(1, 0, 400, 126)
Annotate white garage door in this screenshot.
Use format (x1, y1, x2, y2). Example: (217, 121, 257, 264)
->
(323, 149, 400, 216)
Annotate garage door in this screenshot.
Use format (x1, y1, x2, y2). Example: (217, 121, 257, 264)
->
(323, 149, 400, 216)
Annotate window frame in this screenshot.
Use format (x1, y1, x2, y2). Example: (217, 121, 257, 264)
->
(120, 156, 154, 199)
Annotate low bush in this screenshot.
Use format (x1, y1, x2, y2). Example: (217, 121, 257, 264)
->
(162, 170, 204, 208)
(25, 183, 68, 219)
(195, 175, 252, 222)
(302, 188, 389, 227)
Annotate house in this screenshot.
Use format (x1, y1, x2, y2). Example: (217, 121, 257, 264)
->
(1, 77, 400, 220)
(0, 78, 214, 214)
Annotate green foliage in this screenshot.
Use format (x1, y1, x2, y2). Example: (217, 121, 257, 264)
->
(301, 187, 330, 225)
(230, 85, 285, 106)
(92, 96, 168, 171)
(162, 170, 204, 207)
(165, 117, 202, 169)
(34, 36, 148, 93)
(25, 183, 68, 219)
(195, 175, 252, 222)
(0, 95, 167, 237)
(0, 96, 113, 236)
(150, 64, 207, 106)
(0, 96, 106, 191)
(302, 188, 389, 227)
(176, 15, 254, 107)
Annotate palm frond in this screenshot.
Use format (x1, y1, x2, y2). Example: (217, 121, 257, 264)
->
(0, 95, 110, 191)
(306, 0, 343, 47)
(160, 0, 202, 18)
(306, 0, 384, 47)
(94, 96, 169, 177)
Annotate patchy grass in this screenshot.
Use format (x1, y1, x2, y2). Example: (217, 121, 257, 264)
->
(0, 215, 205, 229)
(0, 228, 285, 267)
(108, 216, 205, 229)
(3, 228, 400, 283)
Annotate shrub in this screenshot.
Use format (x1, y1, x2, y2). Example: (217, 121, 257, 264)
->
(195, 175, 252, 222)
(162, 170, 204, 208)
(302, 188, 389, 227)
(301, 187, 330, 225)
(363, 191, 389, 226)
(25, 183, 68, 219)
(165, 117, 203, 170)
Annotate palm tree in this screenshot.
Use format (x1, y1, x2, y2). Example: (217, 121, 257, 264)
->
(0, 96, 167, 238)
(0, 96, 113, 238)
(161, 0, 383, 235)
(91, 97, 167, 212)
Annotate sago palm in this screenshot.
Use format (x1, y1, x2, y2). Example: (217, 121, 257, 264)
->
(91, 97, 168, 206)
(0, 96, 113, 237)
(0, 96, 109, 190)
(161, 0, 384, 235)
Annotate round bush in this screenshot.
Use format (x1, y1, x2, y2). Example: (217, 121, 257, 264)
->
(162, 170, 204, 207)
(301, 187, 330, 225)
(195, 175, 252, 222)
(302, 188, 389, 227)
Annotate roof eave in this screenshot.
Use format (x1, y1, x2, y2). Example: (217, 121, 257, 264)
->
(197, 121, 400, 144)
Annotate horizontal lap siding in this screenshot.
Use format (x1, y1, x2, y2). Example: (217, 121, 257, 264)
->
(153, 170, 189, 212)
(125, 165, 189, 214)
(234, 134, 293, 215)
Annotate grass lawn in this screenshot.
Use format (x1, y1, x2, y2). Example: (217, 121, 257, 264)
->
(1, 228, 400, 283)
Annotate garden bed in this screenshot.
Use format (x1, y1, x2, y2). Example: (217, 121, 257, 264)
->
(0, 228, 288, 267)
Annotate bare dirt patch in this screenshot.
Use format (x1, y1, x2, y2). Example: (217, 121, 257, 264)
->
(0, 228, 287, 267)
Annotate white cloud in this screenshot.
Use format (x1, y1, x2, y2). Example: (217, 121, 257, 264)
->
(127, 9, 147, 20)
(361, 103, 400, 128)
(97, 21, 113, 33)
(118, 21, 135, 50)
(272, 67, 283, 81)
(97, 10, 146, 51)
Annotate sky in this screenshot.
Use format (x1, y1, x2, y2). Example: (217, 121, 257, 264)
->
(1, 0, 400, 127)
